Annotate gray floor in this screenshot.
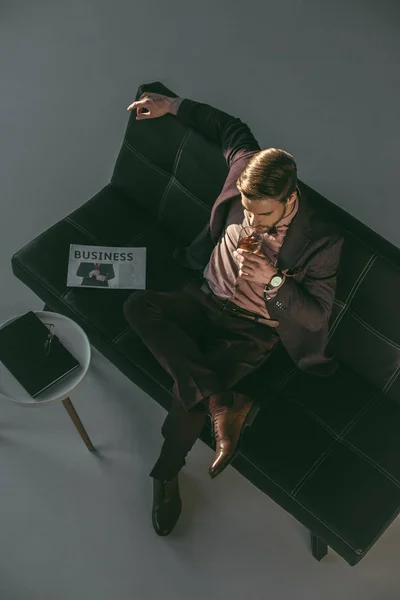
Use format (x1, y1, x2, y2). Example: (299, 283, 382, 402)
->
(1, 2, 400, 599)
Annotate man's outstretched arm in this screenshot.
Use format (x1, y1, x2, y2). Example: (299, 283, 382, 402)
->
(129, 91, 261, 168)
(169, 97, 261, 167)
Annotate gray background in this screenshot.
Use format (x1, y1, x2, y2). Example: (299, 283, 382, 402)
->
(0, 1, 399, 599)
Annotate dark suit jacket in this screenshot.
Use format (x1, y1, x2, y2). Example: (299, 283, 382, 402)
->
(76, 262, 115, 288)
(172, 99, 344, 376)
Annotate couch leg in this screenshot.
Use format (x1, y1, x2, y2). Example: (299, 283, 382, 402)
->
(62, 397, 96, 452)
(310, 531, 328, 561)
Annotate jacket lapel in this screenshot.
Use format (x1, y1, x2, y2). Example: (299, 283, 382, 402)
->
(210, 197, 231, 243)
(276, 184, 313, 274)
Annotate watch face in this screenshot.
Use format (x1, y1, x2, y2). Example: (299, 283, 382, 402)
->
(271, 275, 283, 287)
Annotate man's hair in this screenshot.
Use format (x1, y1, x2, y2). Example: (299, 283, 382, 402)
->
(236, 148, 297, 203)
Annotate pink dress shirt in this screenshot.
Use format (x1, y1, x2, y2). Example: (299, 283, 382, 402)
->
(203, 189, 300, 324)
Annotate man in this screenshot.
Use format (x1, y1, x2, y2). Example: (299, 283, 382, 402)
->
(123, 91, 344, 537)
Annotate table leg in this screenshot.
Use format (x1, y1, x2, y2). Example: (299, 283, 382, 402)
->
(62, 397, 96, 452)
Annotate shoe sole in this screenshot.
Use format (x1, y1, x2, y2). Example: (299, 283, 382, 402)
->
(209, 399, 261, 479)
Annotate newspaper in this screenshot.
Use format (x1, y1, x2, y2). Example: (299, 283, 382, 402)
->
(67, 244, 146, 290)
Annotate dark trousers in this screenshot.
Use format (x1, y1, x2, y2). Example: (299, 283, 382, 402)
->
(123, 280, 280, 480)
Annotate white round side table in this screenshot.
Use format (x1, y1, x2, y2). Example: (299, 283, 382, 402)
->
(0, 310, 95, 451)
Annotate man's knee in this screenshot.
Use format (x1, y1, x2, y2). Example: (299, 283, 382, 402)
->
(123, 290, 156, 323)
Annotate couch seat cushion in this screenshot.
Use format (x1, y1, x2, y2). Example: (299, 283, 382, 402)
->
(234, 347, 400, 564)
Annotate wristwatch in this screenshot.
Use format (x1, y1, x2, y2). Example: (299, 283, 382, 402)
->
(266, 269, 284, 290)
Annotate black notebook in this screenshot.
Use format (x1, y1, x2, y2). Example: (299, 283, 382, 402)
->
(0, 311, 80, 398)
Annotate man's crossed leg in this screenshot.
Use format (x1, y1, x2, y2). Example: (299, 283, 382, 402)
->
(123, 283, 279, 535)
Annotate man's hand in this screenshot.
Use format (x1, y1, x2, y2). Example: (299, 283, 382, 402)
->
(127, 92, 177, 120)
(96, 274, 106, 282)
(89, 269, 100, 278)
(233, 248, 277, 285)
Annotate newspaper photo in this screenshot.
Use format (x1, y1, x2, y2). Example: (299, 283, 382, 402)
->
(67, 244, 146, 290)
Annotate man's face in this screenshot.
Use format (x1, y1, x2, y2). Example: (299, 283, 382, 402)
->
(240, 191, 297, 233)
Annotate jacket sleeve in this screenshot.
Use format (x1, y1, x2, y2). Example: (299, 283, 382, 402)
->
(268, 234, 344, 332)
(173, 98, 261, 167)
(76, 262, 91, 278)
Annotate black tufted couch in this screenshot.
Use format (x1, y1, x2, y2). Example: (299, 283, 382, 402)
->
(11, 81, 400, 566)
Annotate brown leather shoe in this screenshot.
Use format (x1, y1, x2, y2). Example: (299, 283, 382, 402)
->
(208, 392, 260, 479)
(152, 475, 182, 536)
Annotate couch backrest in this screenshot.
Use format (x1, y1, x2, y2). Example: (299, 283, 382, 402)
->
(111, 82, 228, 246)
(111, 81, 400, 402)
(307, 184, 400, 402)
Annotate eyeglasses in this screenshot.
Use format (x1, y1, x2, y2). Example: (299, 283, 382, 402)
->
(44, 323, 55, 356)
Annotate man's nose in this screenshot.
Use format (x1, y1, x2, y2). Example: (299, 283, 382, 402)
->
(249, 215, 261, 228)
